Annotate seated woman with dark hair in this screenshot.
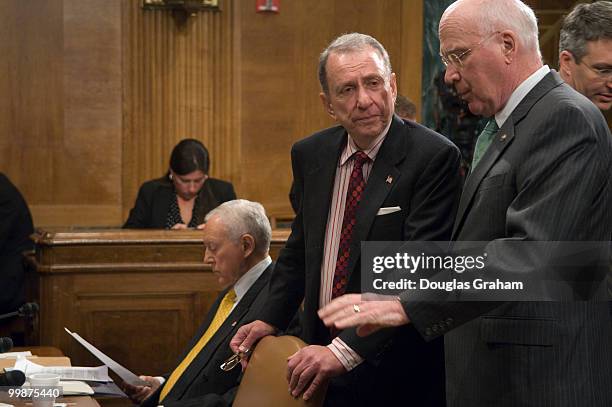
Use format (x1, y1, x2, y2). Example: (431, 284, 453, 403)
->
(124, 139, 236, 229)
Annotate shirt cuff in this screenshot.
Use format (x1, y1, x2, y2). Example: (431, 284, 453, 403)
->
(155, 376, 165, 385)
(327, 337, 364, 371)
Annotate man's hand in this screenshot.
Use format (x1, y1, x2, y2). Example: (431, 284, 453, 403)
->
(171, 223, 188, 230)
(318, 293, 410, 336)
(121, 375, 160, 404)
(287, 345, 345, 401)
(230, 320, 277, 369)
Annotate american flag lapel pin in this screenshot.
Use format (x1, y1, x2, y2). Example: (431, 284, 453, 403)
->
(386, 175, 393, 184)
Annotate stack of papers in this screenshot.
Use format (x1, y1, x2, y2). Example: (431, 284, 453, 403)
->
(21, 380, 94, 396)
(12, 358, 111, 382)
(0, 351, 32, 358)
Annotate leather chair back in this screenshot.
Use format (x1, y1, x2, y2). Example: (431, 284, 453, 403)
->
(233, 335, 327, 407)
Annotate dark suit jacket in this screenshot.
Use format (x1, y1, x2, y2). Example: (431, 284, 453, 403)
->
(260, 116, 462, 406)
(0, 173, 34, 314)
(142, 263, 272, 407)
(405, 71, 612, 406)
(123, 177, 236, 228)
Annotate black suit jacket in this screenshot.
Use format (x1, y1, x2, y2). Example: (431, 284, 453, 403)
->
(0, 173, 34, 314)
(142, 263, 272, 407)
(123, 177, 236, 228)
(260, 116, 462, 406)
(405, 71, 612, 406)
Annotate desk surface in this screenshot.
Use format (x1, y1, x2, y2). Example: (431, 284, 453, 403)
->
(0, 356, 71, 370)
(0, 395, 101, 407)
(0, 356, 99, 407)
(12, 347, 65, 357)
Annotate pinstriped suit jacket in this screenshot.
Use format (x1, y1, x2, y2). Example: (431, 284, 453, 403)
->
(404, 71, 612, 407)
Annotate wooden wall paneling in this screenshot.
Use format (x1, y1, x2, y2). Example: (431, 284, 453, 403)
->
(237, 1, 309, 218)
(77, 291, 196, 375)
(237, 0, 410, 218)
(38, 273, 76, 356)
(0, 0, 124, 227)
(121, 2, 239, 222)
(0, 0, 64, 221)
(399, 0, 424, 121)
(42, 271, 220, 375)
(56, 0, 122, 223)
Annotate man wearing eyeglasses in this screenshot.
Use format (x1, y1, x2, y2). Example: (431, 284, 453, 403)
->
(232, 32, 461, 407)
(559, 1, 612, 112)
(319, 0, 612, 406)
(559, 1, 612, 324)
(122, 200, 274, 407)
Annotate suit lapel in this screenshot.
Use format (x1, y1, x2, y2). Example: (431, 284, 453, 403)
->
(346, 116, 406, 279)
(305, 127, 346, 242)
(153, 183, 174, 228)
(451, 71, 564, 239)
(167, 265, 273, 400)
(452, 121, 515, 238)
(303, 128, 346, 299)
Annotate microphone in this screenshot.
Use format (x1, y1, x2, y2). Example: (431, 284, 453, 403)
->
(0, 302, 40, 322)
(18, 302, 39, 317)
(0, 371, 26, 386)
(0, 337, 13, 353)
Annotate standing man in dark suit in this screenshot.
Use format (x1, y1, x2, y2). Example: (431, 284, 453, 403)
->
(559, 1, 612, 113)
(558, 0, 612, 318)
(320, 1, 612, 406)
(232, 33, 462, 406)
(0, 173, 34, 315)
(123, 199, 273, 407)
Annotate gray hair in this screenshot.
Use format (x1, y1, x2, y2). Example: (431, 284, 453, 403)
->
(205, 199, 272, 254)
(444, 0, 541, 58)
(318, 33, 392, 95)
(559, 1, 612, 63)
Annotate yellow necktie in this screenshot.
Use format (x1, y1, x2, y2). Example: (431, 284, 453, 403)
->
(159, 289, 237, 401)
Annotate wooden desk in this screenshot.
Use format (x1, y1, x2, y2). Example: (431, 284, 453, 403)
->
(0, 356, 71, 370)
(24, 228, 289, 377)
(12, 346, 64, 357)
(0, 356, 100, 407)
(0, 395, 101, 407)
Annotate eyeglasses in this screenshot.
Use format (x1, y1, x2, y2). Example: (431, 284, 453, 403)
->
(581, 62, 612, 81)
(440, 31, 500, 69)
(220, 348, 251, 372)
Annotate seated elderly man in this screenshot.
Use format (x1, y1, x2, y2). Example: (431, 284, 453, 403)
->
(124, 199, 273, 407)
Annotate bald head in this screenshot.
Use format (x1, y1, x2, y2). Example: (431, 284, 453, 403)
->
(439, 0, 543, 117)
(441, 0, 541, 59)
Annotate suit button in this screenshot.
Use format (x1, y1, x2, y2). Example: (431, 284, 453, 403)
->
(425, 328, 433, 336)
(446, 318, 454, 326)
(432, 324, 439, 333)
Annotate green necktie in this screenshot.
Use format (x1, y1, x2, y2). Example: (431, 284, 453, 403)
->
(471, 119, 499, 170)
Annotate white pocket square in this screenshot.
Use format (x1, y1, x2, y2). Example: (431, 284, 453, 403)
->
(376, 206, 401, 216)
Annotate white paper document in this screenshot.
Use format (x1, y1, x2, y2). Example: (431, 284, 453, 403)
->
(13, 358, 111, 382)
(22, 379, 95, 395)
(64, 327, 149, 386)
(0, 351, 32, 358)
